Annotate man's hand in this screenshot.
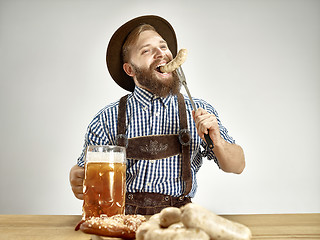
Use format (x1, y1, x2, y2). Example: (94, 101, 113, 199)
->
(192, 108, 245, 174)
(69, 164, 85, 200)
(192, 108, 223, 146)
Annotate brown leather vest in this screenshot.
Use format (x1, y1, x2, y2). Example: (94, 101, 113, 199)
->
(116, 93, 192, 196)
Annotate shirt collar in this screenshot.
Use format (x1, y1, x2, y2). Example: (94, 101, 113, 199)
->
(133, 86, 174, 108)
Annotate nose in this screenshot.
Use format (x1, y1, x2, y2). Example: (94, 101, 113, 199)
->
(154, 48, 165, 59)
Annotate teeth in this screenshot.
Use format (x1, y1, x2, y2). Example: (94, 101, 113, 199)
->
(156, 63, 166, 68)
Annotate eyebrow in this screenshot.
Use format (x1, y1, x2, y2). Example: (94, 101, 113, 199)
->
(138, 40, 168, 51)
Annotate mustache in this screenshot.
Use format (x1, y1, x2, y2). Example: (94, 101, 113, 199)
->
(149, 56, 171, 70)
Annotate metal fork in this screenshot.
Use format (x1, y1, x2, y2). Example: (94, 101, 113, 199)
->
(176, 66, 214, 149)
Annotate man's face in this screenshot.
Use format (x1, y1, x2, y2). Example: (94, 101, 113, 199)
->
(124, 30, 180, 97)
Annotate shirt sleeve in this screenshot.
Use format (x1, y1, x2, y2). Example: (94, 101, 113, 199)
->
(196, 99, 235, 163)
(77, 114, 110, 167)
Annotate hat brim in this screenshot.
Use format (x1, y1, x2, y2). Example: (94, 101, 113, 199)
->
(106, 15, 177, 92)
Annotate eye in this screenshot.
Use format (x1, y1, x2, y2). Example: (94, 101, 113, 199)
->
(160, 45, 168, 50)
(142, 49, 149, 55)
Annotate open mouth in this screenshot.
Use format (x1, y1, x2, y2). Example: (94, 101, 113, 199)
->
(155, 63, 166, 74)
(156, 66, 163, 73)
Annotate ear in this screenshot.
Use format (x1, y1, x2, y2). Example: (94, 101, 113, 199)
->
(123, 63, 135, 77)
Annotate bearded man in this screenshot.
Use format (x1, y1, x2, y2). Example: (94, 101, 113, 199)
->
(70, 15, 245, 215)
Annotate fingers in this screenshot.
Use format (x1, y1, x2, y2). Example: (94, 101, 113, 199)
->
(74, 165, 85, 178)
(196, 114, 217, 134)
(76, 194, 84, 200)
(70, 165, 85, 185)
(193, 108, 219, 141)
(72, 186, 84, 200)
(71, 175, 84, 186)
(70, 165, 85, 200)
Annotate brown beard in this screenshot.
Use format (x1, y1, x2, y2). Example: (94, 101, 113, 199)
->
(131, 60, 181, 97)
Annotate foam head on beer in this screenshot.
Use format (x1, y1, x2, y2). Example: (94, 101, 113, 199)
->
(86, 151, 125, 163)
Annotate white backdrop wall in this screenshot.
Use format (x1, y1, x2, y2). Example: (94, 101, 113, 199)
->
(0, 0, 319, 215)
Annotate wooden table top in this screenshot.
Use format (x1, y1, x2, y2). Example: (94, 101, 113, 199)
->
(0, 213, 319, 240)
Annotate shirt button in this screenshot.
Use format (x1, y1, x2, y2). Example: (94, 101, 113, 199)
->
(150, 160, 156, 163)
(155, 112, 160, 117)
(143, 106, 148, 111)
(147, 183, 151, 187)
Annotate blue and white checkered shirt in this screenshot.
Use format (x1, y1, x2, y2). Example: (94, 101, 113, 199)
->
(77, 86, 235, 198)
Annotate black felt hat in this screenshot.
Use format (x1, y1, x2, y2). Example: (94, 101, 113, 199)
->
(106, 15, 177, 92)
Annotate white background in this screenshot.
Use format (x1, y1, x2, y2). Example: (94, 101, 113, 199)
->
(1, 0, 319, 215)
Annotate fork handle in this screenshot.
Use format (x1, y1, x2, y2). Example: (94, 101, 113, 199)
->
(204, 133, 214, 149)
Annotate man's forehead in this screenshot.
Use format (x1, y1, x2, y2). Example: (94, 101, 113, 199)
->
(135, 30, 167, 47)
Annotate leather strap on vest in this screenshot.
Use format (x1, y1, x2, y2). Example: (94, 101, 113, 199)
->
(177, 93, 192, 195)
(116, 94, 128, 148)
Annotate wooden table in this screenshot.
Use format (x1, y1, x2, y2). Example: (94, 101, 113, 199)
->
(0, 214, 319, 239)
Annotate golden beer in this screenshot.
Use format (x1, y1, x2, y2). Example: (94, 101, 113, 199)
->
(82, 146, 126, 219)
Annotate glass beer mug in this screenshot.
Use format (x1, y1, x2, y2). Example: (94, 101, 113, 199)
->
(82, 145, 126, 219)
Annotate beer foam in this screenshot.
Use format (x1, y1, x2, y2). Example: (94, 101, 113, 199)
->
(86, 151, 125, 163)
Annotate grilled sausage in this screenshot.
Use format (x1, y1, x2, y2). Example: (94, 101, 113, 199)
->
(181, 203, 252, 240)
(160, 49, 188, 73)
